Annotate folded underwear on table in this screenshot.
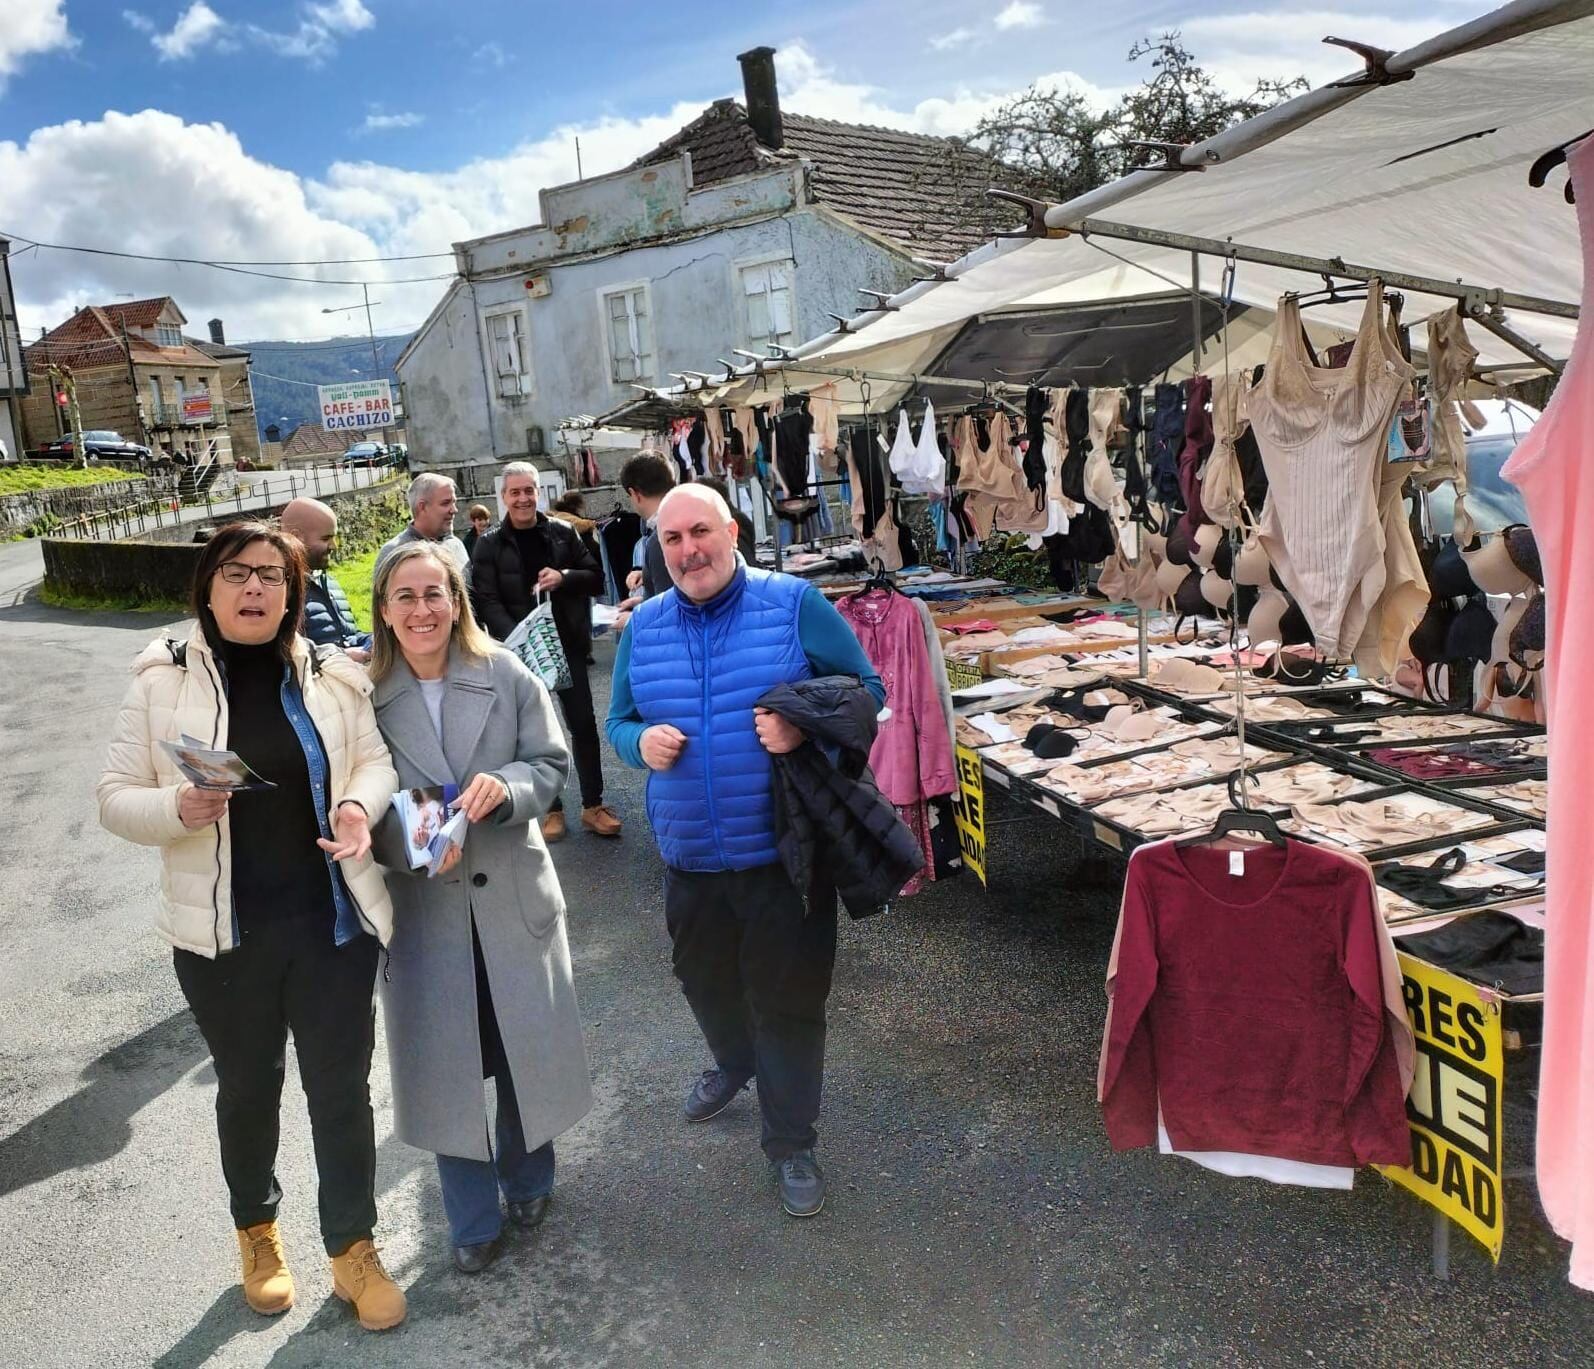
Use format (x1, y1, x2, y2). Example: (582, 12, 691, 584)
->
(1364, 746, 1505, 780)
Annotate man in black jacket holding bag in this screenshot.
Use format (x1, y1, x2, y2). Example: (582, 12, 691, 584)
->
(472, 461, 622, 842)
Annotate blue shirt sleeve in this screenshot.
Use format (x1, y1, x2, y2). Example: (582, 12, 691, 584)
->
(799, 588, 885, 707)
(604, 624, 648, 769)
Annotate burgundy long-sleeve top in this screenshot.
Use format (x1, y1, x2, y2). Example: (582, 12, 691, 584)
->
(1099, 838, 1410, 1168)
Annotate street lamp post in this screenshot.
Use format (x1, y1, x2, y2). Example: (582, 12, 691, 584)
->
(323, 285, 386, 438)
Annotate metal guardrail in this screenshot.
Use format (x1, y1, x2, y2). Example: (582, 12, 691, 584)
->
(46, 464, 396, 541)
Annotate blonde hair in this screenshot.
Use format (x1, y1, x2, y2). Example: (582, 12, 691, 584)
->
(369, 543, 494, 682)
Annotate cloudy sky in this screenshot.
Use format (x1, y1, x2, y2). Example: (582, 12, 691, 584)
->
(0, 0, 1486, 342)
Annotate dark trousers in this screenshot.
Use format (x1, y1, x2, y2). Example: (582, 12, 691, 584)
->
(552, 658, 604, 811)
(663, 863, 838, 1160)
(174, 917, 380, 1256)
(435, 923, 555, 1245)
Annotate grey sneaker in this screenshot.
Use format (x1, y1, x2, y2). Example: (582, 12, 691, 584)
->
(684, 1067, 752, 1123)
(774, 1149, 825, 1218)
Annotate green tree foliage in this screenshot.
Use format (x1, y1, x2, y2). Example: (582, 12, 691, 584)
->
(971, 33, 1307, 207)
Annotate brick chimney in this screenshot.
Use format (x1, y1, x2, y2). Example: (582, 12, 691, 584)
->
(208, 318, 225, 345)
(737, 47, 784, 151)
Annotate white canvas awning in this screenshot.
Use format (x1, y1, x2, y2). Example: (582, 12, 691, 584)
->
(607, 0, 1590, 425)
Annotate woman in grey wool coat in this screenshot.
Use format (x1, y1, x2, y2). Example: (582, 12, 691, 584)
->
(368, 543, 592, 1274)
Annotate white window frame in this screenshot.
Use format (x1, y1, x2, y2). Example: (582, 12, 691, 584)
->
(155, 323, 182, 347)
(598, 281, 655, 386)
(483, 305, 531, 401)
(735, 252, 797, 354)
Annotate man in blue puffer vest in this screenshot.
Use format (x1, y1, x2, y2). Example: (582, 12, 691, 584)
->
(607, 484, 883, 1219)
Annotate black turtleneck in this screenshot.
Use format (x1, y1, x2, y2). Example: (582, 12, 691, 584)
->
(220, 638, 334, 931)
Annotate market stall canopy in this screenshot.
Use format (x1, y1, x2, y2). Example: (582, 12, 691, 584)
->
(605, 0, 1591, 425)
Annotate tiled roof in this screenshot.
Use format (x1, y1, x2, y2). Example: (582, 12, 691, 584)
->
(187, 336, 252, 361)
(103, 297, 184, 329)
(23, 298, 214, 373)
(281, 423, 354, 456)
(635, 102, 1018, 261)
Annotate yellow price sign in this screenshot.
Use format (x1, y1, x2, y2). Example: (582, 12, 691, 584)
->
(1378, 953, 1505, 1261)
(951, 744, 987, 886)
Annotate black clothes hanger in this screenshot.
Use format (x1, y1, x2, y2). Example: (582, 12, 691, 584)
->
(847, 557, 898, 600)
(1530, 129, 1591, 204)
(1177, 771, 1288, 850)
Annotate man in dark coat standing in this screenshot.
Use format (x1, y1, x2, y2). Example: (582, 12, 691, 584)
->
(606, 485, 883, 1218)
(472, 462, 621, 842)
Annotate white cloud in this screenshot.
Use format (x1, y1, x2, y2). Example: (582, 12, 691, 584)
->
(929, 26, 979, 52)
(995, 2, 1046, 30)
(0, 110, 399, 340)
(360, 111, 423, 132)
(1, 44, 1120, 340)
(0, 0, 73, 92)
(122, 10, 156, 35)
(472, 41, 511, 68)
(248, 0, 374, 62)
(1179, 11, 1453, 94)
(153, 2, 229, 61)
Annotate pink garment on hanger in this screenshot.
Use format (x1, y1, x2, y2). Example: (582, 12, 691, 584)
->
(837, 589, 956, 805)
(1501, 132, 1594, 1292)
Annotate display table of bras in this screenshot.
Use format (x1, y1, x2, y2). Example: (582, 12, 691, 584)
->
(965, 668, 1548, 1001)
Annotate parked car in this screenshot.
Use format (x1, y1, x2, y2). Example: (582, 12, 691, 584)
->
(1425, 399, 1537, 536)
(338, 441, 390, 468)
(36, 430, 152, 463)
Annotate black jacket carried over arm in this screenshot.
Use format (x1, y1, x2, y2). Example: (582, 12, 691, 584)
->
(470, 514, 603, 655)
(756, 675, 925, 919)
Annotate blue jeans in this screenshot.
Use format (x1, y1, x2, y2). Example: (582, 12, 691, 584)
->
(435, 1065, 555, 1247)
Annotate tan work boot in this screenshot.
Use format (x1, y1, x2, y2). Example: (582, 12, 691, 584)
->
(581, 804, 622, 838)
(540, 809, 567, 843)
(330, 1239, 407, 1331)
(237, 1221, 295, 1315)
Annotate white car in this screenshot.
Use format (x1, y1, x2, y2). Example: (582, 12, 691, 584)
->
(1425, 398, 1538, 536)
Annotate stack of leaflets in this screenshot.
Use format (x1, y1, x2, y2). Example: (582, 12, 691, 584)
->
(391, 785, 468, 877)
(161, 735, 275, 791)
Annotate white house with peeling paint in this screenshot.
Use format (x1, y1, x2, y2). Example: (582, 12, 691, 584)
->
(397, 47, 1009, 489)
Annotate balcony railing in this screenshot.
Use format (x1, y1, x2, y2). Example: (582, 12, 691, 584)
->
(147, 398, 228, 428)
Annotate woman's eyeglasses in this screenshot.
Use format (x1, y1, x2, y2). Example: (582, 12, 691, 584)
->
(218, 562, 288, 587)
(388, 589, 453, 612)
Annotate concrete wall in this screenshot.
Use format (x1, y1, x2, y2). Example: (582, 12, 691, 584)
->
(43, 536, 200, 603)
(401, 202, 918, 472)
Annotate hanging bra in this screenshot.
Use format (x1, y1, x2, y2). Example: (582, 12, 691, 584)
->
(888, 401, 947, 496)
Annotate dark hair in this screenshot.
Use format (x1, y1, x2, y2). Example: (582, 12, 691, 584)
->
(467, 503, 492, 521)
(551, 492, 586, 515)
(190, 519, 308, 662)
(619, 452, 674, 498)
(695, 475, 731, 504)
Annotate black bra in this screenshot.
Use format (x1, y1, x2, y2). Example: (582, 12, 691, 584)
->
(1376, 847, 1542, 912)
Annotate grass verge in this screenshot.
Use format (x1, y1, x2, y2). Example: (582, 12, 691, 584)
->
(38, 584, 187, 615)
(331, 545, 381, 632)
(0, 466, 144, 496)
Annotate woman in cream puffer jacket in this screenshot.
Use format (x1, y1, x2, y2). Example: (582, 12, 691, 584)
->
(96, 520, 407, 1333)
(98, 622, 396, 956)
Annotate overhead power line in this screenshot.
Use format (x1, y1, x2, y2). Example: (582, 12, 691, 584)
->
(2, 232, 457, 286)
(2, 231, 455, 267)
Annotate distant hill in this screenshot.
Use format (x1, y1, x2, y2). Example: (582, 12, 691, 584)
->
(244, 333, 413, 441)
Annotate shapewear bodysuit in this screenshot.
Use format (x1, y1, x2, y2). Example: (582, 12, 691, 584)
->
(1247, 281, 1413, 660)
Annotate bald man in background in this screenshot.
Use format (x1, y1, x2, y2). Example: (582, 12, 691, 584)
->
(280, 497, 371, 662)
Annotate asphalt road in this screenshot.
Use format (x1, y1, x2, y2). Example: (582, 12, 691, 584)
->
(2, 548, 1592, 1366)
